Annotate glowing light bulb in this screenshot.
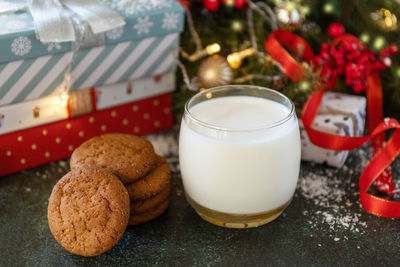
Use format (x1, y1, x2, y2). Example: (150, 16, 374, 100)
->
(181, 43, 222, 62)
(323, 3, 334, 14)
(396, 67, 400, 78)
(206, 43, 221, 55)
(227, 48, 256, 69)
(360, 33, 370, 43)
(373, 36, 386, 50)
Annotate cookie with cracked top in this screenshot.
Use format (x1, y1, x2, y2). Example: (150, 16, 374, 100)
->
(126, 155, 171, 201)
(47, 168, 130, 257)
(70, 133, 157, 184)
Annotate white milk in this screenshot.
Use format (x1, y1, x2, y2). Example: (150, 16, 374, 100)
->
(179, 96, 301, 214)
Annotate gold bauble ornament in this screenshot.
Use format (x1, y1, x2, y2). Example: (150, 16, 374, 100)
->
(198, 55, 234, 88)
(275, 1, 305, 30)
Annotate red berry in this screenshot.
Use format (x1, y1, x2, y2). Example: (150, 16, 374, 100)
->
(327, 23, 345, 38)
(353, 81, 363, 93)
(234, 0, 247, 9)
(203, 0, 220, 11)
(321, 51, 330, 59)
(381, 49, 390, 57)
(389, 45, 398, 54)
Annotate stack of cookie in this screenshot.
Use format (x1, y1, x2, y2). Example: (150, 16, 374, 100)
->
(125, 156, 171, 225)
(48, 133, 171, 257)
(69, 133, 171, 226)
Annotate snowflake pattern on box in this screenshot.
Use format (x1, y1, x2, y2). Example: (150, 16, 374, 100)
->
(45, 42, 62, 51)
(162, 13, 180, 30)
(134, 16, 153, 35)
(11, 36, 31, 56)
(104, 0, 171, 15)
(106, 27, 124, 40)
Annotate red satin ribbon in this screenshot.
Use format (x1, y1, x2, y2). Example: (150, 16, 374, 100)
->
(265, 30, 400, 218)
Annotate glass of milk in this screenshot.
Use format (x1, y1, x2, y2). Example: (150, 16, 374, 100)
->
(179, 85, 301, 228)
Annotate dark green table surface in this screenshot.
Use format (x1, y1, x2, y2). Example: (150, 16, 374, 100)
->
(1, 130, 399, 266)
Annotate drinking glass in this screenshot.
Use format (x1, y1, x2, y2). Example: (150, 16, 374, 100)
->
(179, 85, 301, 228)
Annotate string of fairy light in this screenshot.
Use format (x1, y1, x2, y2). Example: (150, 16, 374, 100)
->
(177, 0, 400, 93)
(177, 0, 292, 92)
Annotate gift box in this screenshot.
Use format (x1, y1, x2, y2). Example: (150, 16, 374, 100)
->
(0, 0, 184, 105)
(0, 1, 184, 176)
(0, 92, 173, 176)
(0, 72, 175, 135)
(300, 92, 366, 167)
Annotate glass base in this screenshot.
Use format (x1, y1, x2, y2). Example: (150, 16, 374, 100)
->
(186, 195, 292, 228)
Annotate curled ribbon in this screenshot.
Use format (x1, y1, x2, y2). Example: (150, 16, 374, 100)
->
(1, 0, 125, 43)
(265, 30, 400, 218)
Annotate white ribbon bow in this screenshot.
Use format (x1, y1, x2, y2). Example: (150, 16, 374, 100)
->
(0, 0, 125, 43)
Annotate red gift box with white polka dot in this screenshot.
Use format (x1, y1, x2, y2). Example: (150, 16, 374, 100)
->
(0, 92, 173, 176)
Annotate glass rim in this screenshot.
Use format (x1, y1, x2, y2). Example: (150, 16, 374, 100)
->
(184, 85, 296, 132)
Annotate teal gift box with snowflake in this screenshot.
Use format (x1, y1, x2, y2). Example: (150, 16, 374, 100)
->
(0, 0, 184, 105)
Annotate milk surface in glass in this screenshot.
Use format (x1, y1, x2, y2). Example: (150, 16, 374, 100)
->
(179, 95, 300, 215)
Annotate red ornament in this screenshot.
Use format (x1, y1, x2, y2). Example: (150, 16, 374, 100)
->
(327, 23, 345, 38)
(202, 0, 220, 11)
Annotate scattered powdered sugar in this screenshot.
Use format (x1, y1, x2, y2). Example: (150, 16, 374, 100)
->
(298, 146, 371, 240)
(31, 159, 70, 180)
(299, 173, 346, 207)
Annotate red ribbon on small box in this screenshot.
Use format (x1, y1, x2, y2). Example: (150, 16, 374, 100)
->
(265, 29, 400, 218)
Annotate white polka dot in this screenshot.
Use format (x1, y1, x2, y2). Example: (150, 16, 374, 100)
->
(89, 117, 95, 123)
(153, 99, 160, 106)
(132, 105, 139, 112)
(42, 129, 48, 135)
(68, 145, 74, 151)
(143, 113, 150, 120)
(111, 111, 117, 117)
(78, 131, 84, 137)
(17, 136, 23, 142)
(44, 152, 50, 158)
(133, 126, 140, 133)
(6, 151, 12, 156)
(66, 123, 71, 129)
(122, 119, 129, 125)
(55, 137, 61, 144)
(31, 144, 37, 150)
(154, 121, 161, 127)
(101, 125, 107, 131)
(163, 107, 170, 114)
(21, 158, 26, 164)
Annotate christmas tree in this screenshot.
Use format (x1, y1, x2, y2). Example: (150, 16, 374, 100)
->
(176, 0, 400, 119)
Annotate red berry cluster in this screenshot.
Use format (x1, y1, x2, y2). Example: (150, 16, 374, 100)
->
(314, 23, 398, 93)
